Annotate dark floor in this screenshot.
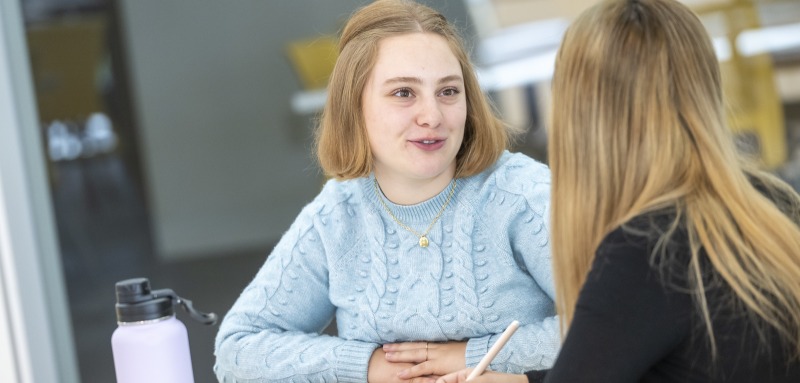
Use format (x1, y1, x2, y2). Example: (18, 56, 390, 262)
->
(54, 155, 270, 383)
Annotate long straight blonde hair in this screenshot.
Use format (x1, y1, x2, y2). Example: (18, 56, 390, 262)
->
(549, 0, 800, 358)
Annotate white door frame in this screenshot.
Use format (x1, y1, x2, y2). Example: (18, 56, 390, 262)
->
(0, 0, 80, 381)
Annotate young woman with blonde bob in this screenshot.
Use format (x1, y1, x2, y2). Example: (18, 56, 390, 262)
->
(438, 0, 800, 382)
(214, 1, 559, 382)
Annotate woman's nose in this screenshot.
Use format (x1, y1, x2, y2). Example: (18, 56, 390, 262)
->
(415, 97, 443, 128)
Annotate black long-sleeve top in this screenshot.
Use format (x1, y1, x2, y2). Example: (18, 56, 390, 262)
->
(527, 212, 800, 383)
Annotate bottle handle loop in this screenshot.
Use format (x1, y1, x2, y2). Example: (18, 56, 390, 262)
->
(152, 289, 218, 325)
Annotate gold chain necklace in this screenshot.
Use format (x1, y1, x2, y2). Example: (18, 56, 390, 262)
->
(374, 178, 457, 248)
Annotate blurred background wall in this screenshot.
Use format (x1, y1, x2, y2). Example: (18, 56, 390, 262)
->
(3, 0, 800, 382)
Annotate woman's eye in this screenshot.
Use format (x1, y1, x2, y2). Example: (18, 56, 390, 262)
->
(440, 87, 460, 97)
(392, 88, 413, 98)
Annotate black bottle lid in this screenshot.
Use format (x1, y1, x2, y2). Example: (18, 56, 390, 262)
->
(115, 278, 217, 325)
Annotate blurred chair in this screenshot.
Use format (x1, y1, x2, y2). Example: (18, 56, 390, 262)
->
(285, 36, 338, 91)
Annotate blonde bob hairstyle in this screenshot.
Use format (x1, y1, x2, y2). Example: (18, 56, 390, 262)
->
(549, 0, 800, 358)
(315, 0, 511, 180)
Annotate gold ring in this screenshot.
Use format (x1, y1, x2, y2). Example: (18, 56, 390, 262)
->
(425, 342, 429, 361)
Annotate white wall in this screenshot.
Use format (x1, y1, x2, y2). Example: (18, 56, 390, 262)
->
(118, 0, 471, 260)
(118, 0, 352, 260)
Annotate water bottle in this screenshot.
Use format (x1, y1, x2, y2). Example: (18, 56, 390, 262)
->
(111, 277, 217, 383)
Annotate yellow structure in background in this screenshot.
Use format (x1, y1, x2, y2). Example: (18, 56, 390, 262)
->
(26, 16, 107, 122)
(487, 0, 789, 169)
(695, 0, 787, 169)
(286, 36, 339, 90)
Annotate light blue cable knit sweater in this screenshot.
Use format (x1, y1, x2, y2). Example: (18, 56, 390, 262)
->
(214, 151, 560, 382)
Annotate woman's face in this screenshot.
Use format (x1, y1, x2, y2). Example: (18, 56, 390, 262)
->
(362, 32, 466, 186)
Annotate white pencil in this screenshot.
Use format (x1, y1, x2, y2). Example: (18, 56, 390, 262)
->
(466, 320, 520, 382)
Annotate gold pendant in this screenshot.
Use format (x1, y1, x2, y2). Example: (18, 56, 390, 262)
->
(419, 236, 429, 248)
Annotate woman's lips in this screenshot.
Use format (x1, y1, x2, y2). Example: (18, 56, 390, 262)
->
(410, 139, 446, 151)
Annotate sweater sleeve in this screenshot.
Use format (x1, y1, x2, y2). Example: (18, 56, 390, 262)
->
(542, 227, 692, 383)
(214, 203, 378, 383)
(465, 163, 560, 373)
(465, 315, 560, 373)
